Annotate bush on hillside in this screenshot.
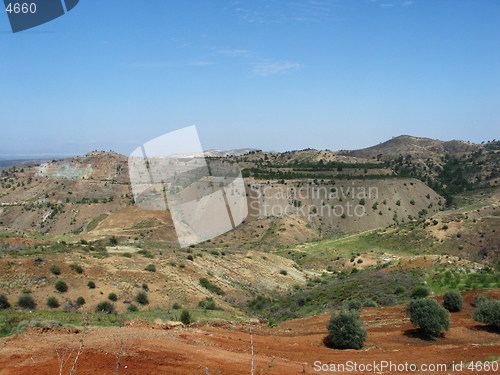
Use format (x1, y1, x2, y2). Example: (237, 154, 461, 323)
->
(69, 264, 84, 274)
(55, 280, 68, 293)
(473, 299, 500, 330)
(199, 278, 225, 295)
(0, 294, 10, 309)
(95, 301, 115, 314)
(324, 310, 367, 350)
(87, 281, 96, 289)
(410, 286, 430, 299)
(474, 294, 488, 307)
(144, 264, 156, 272)
(108, 293, 117, 301)
(443, 290, 463, 312)
(135, 291, 149, 305)
(180, 310, 192, 325)
(49, 265, 61, 275)
(75, 297, 86, 306)
(17, 294, 36, 309)
(406, 298, 450, 337)
(47, 296, 60, 308)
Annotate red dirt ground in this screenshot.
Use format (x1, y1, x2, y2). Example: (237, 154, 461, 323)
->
(0, 290, 498, 375)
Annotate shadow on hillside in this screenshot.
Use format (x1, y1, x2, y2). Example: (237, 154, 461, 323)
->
(468, 324, 499, 334)
(403, 329, 439, 341)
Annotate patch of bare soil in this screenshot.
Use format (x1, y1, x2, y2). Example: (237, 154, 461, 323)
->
(0, 291, 498, 374)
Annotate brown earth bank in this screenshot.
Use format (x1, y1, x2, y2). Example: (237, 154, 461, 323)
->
(0, 290, 498, 375)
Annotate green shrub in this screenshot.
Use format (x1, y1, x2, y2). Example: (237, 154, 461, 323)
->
(474, 294, 488, 307)
(109, 236, 118, 245)
(17, 294, 36, 309)
(172, 302, 181, 310)
(410, 286, 430, 299)
(473, 299, 500, 329)
(144, 264, 156, 272)
(279, 270, 288, 276)
(443, 290, 463, 312)
(198, 297, 217, 310)
(122, 253, 132, 258)
(108, 293, 117, 301)
(95, 301, 115, 314)
(87, 281, 96, 289)
(55, 280, 68, 293)
(406, 298, 450, 337)
(135, 291, 149, 305)
(127, 304, 138, 312)
(180, 310, 191, 325)
(142, 283, 149, 291)
(199, 278, 225, 295)
(325, 310, 367, 349)
(137, 250, 154, 258)
(47, 296, 60, 308)
(69, 264, 84, 274)
(49, 265, 61, 275)
(76, 297, 86, 306)
(0, 294, 10, 309)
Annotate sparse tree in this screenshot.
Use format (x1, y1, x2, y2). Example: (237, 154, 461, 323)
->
(406, 298, 450, 337)
(325, 310, 367, 349)
(0, 293, 10, 309)
(473, 299, 500, 330)
(443, 290, 463, 312)
(180, 310, 191, 325)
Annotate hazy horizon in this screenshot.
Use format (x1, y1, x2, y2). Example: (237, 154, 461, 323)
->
(1, 1, 499, 156)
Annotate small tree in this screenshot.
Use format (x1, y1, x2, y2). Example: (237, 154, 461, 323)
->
(108, 293, 118, 301)
(406, 298, 450, 337)
(473, 299, 500, 330)
(135, 291, 149, 305)
(87, 281, 96, 289)
(325, 310, 367, 349)
(474, 294, 488, 307)
(180, 310, 192, 325)
(127, 304, 138, 312)
(410, 286, 430, 299)
(96, 301, 115, 314)
(443, 290, 463, 312)
(17, 294, 36, 309)
(49, 265, 61, 275)
(144, 264, 156, 272)
(55, 280, 68, 293)
(47, 296, 60, 308)
(76, 297, 86, 306)
(0, 293, 11, 309)
(69, 264, 84, 274)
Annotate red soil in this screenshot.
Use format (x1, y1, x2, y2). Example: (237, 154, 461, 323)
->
(0, 290, 498, 375)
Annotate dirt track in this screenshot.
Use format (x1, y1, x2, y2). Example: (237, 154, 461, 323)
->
(0, 291, 498, 375)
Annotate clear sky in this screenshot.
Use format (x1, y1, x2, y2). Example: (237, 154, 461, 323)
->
(0, 0, 499, 157)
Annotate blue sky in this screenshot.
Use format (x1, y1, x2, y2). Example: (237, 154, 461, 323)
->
(0, 0, 499, 157)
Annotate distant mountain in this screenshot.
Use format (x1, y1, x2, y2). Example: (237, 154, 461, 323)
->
(0, 158, 58, 168)
(338, 135, 481, 160)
